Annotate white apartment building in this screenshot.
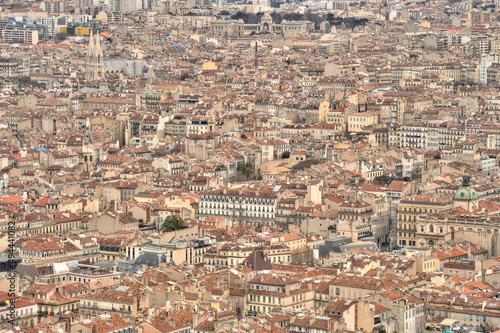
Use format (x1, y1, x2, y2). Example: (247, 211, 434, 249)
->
(199, 186, 279, 226)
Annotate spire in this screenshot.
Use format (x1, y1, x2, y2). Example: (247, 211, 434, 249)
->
(85, 29, 104, 82)
(95, 30, 101, 52)
(88, 30, 94, 54)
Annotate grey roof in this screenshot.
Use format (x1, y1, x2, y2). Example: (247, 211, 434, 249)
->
(103, 59, 125, 69)
(242, 249, 273, 271)
(339, 241, 379, 253)
(318, 237, 378, 257)
(317, 237, 352, 258)
(134, 252, 167, 267)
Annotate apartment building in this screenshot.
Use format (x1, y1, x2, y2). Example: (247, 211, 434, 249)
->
(199, 186, 279, 226)
(397, 194, 453, 246)
(247, 274, 315, 315)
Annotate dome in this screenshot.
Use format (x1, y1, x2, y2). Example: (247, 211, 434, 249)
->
(454, 186, 478, 201)
(454, 173, 478, 201)
(261, 13, 273, 22)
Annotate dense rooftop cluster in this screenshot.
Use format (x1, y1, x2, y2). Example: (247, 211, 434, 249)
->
(0, 0, 500, 332)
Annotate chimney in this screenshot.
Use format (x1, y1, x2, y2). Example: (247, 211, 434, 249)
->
(308, 318, 314, 326)
(142, 276, 148, 286)
(92, 323, 98, 333)
(143, 263, 148, 272)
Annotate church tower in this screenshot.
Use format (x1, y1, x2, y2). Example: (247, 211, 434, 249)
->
(85, 30, 104, 82)
(453, 173, 479, 212)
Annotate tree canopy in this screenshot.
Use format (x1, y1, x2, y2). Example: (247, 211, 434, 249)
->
(238, 162, 253, 178)
(373, 175, 395, 186)
(162, 216, 184, 232)
(291, 159, 322, 172)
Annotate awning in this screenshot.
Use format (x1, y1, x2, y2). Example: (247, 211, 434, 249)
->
(440, 319, 458, 326)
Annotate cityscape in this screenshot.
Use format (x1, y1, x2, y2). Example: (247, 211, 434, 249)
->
(0, 0, 499, 332)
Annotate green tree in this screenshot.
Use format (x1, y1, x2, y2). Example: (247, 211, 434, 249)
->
(282, 151, 290, 158)
(238, 162, 253, 178)
(283, 12, 304, 21)
(54, 33, 67, 42)
(219, 10, 230, 15)
(291, 159, 322, 172)
(374, 175, 394, 186)
(480, 323, 494, 333)
(270, 11, 282, 24)
(231, 11, 249, 22)
(162, 216, 184, 232)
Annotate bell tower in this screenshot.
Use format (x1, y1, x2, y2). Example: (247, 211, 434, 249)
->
(453, 172, 479, 212)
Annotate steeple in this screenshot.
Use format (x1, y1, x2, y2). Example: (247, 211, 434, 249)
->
(88, 30, 94, 54)
(85, 30, 104, 82)
(95, 30, 101, 58)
